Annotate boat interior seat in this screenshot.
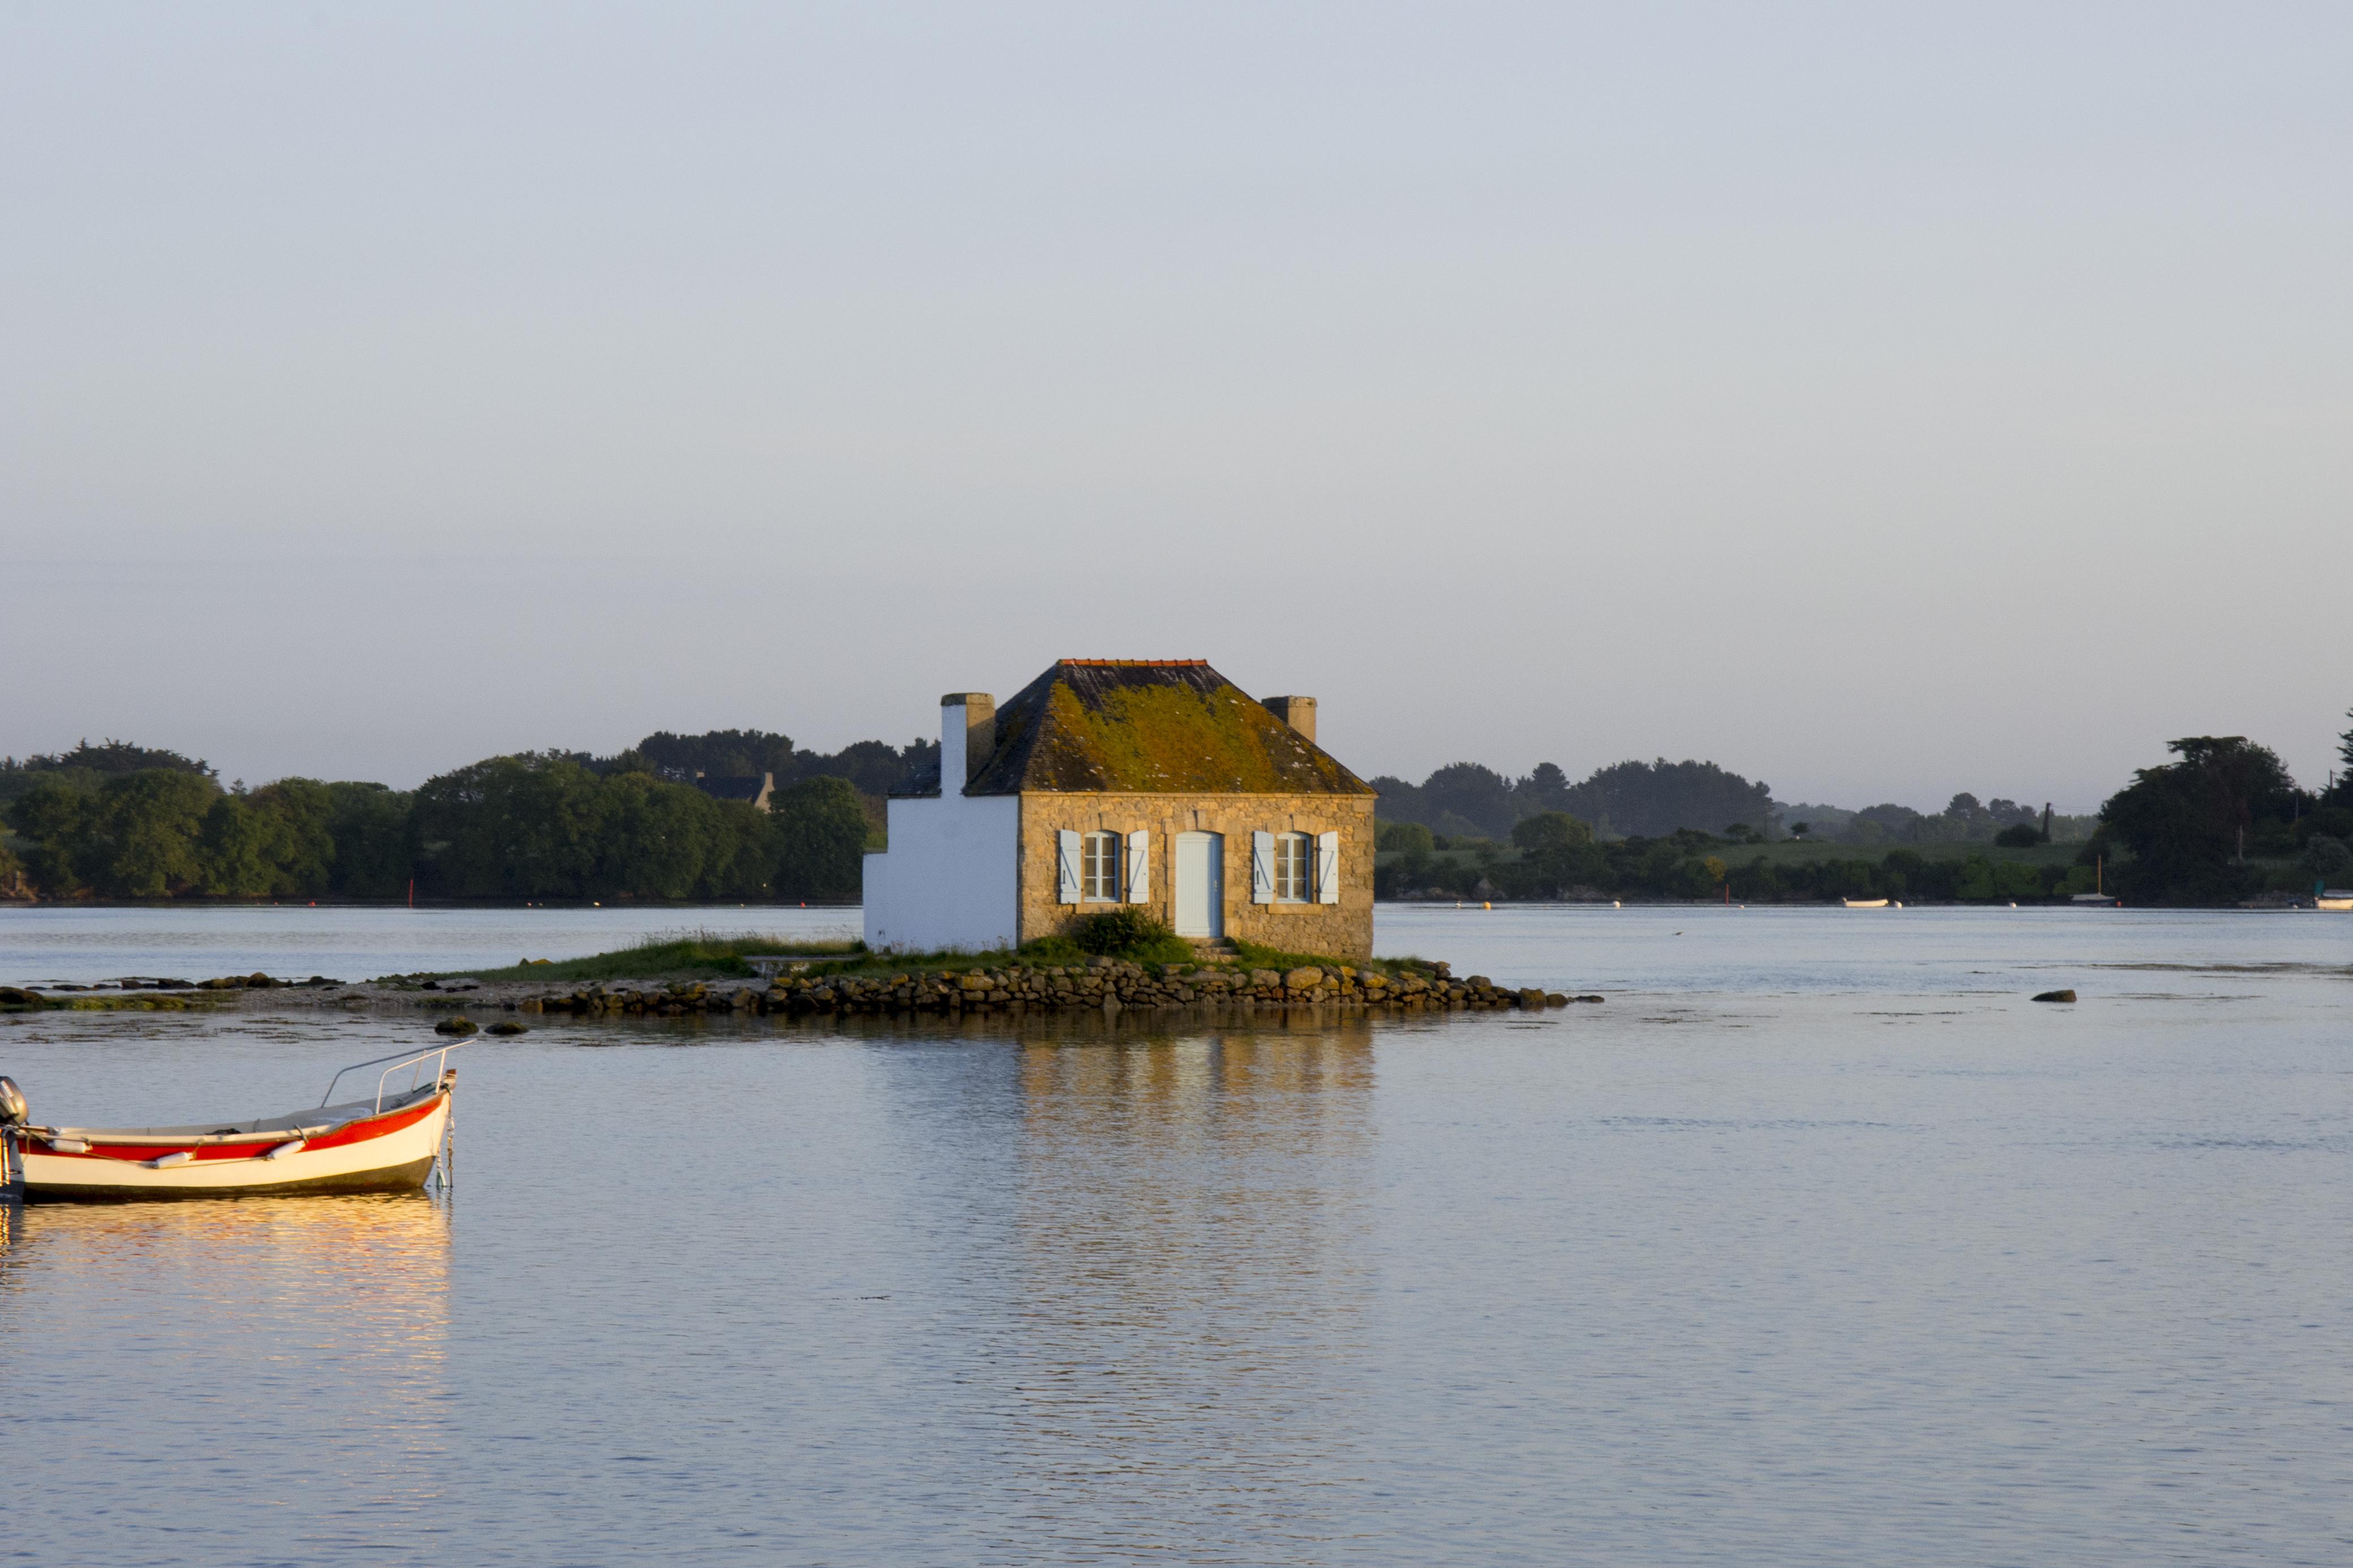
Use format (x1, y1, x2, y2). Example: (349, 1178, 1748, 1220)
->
(46, 1082, 445, 1141)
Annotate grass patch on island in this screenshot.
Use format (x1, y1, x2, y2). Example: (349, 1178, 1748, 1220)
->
(399, 930, 866, 986)
(399, 918, 1442, 989)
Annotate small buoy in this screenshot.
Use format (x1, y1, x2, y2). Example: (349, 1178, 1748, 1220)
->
(2010, 902, 2018, 909)
(1483, 901, 1492, 910)
(1612, 901, 1622, 909)
(1893, 901, 1903, 909)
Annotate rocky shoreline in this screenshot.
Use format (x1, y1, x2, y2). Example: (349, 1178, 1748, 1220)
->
(5, 959, 1598, 1021)
(503, 959, 1588, 1020)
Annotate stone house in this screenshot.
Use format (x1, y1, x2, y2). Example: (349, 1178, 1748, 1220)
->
(863, 660, 1377, 958)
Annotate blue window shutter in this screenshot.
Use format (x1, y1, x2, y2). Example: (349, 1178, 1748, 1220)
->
(1316, 831, 1340, 904)
(1057, 830, 1081, 904)
(1251, 831, 1274, 904)
(1126, 830, 1150, 903)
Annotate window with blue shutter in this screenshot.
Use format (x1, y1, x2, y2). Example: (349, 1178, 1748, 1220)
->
(1250, 831, 1274, 904)
(1057, 830, 1082, 904)
(1126, 830, 1150, 903)
(1316, 831, 1340, 904)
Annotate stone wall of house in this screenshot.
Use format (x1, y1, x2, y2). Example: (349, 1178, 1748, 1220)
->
(1015, 792, 1376, 958)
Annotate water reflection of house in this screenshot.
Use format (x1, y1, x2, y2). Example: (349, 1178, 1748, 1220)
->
(864, 660, 1377, 957)
(692, 771, 774, 811)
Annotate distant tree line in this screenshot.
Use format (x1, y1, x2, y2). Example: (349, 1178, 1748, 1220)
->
(1376, 816, 2103, 904)
(0, 733, 890, 903)
(10, 712, 2350, 907)
(1368, 755, 2093, 846)
(1779, 794, 2099, 847)
(558, 728, 940, 802)
(1370, 758, 1774, 841)
(1373, 710, 2353, 906)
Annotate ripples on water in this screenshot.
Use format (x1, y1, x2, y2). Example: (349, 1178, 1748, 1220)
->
(2, 908, 2348, 1565)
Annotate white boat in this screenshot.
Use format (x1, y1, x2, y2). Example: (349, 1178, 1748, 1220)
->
(1841, 897, 1890, 909)
(2, 1043, 460, 1203)
(2319, 891, 2353, 912)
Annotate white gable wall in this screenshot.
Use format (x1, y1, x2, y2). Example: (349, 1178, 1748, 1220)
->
(862, 795, 1019, 954)
(861, 697, 1020, 953)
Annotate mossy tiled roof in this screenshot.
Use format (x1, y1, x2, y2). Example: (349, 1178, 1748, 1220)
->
(963, 660, 1374, 796)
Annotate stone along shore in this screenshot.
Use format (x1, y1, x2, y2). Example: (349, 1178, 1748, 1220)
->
(517, 958, 1591, 1020)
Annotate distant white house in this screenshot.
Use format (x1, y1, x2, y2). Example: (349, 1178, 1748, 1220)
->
(690, 771, 774, 811)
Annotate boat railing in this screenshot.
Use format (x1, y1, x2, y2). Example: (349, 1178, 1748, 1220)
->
(319, 1040, 470, 1114)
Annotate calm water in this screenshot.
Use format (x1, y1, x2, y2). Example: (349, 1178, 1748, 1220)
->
(3, 906, 2348, 1566)
(0, 902, 863, 986)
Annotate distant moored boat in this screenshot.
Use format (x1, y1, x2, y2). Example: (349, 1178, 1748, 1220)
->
(1841, 897, 1890, 909)
(2318, 891, 2353, 912)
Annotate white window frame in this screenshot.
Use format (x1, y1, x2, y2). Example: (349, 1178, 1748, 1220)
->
(1081, 830, 1122, 902)
(1273, 831, 1312, 904)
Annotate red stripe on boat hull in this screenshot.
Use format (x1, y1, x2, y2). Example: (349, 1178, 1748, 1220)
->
(23, 1094, 442, 1164)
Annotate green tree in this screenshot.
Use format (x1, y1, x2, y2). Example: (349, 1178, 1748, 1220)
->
(772, 776, 868, 901)
(199, 794, 282, 896)
(412, 754, 613, 899)
(2303, 835, 2352, 881)
(2331, 707, 2353, 807)
(1377, 819, 1435, 854)
(0, 738, 216, 809)
(598, 772, 725, 899)
(256, 779, 336, 892)
(87, 770, 221, 896)
(634, 728, 798, 781)
(2100, 736, 2297, 903)
(8, 775, 100, 895)
(192, 780, 334, 897)
(703, 801, 778, 898)
(1509, 811, 1593, 857)
(1507, 810, 1601, 895)
(1421, 762, 1521, 838)
(326, 782, 415, 897)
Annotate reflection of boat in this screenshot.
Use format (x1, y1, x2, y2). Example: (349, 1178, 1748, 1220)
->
(2320, 891, 2353, 912)
(1841, 898, 1890, 909)
(2, 1043, 460, 1203)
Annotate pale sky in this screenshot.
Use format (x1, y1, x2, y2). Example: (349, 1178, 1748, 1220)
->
(5, 3, 2348, 811)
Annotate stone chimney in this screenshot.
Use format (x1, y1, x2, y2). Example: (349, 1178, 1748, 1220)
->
(941, 693, 996, 788)
(1262, 695, 1316, 742)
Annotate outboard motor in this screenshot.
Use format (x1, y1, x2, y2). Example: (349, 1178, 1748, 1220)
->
(0, 1075, 25, 1127)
